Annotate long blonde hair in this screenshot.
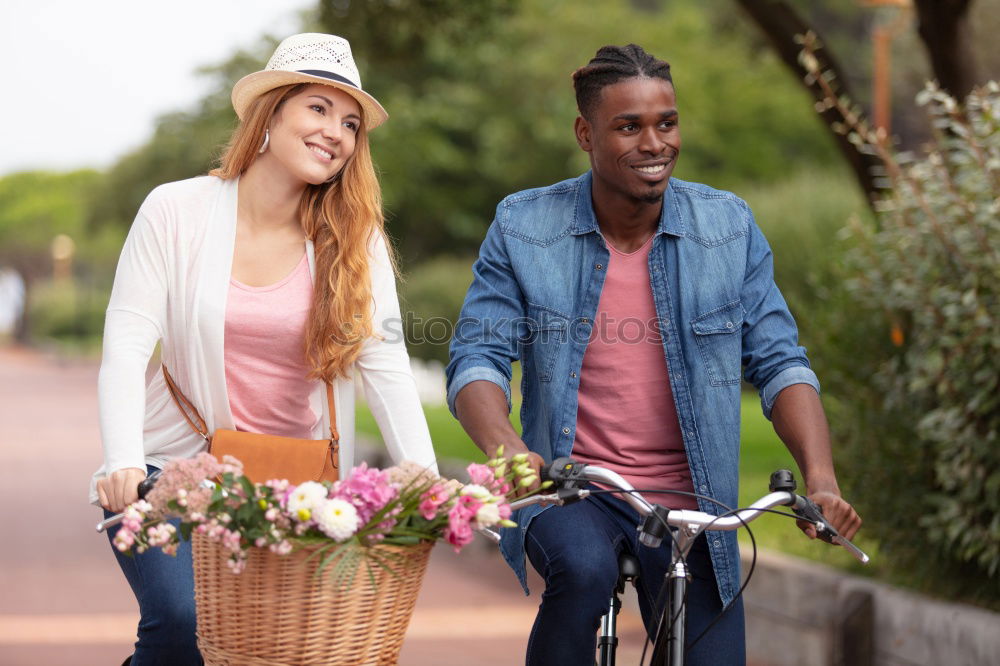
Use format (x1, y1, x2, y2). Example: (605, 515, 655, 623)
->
(211, 84, 394, 382)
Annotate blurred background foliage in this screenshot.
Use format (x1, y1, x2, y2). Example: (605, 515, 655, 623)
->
(2, 0, 997, 605)
(825, 82, 1000, 606)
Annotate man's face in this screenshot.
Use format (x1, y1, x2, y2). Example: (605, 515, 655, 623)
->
(575, 77, 680, 205)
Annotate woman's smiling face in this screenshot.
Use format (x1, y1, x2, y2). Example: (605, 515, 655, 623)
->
(263, 83, 363, 186)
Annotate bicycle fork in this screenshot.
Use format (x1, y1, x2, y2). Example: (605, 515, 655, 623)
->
(651, 528, 694, 666)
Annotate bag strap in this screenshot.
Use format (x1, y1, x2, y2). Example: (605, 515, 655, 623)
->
(161, 364, 210, 441)
(161, 364, 338, 442)
(326, 381, 339, 443)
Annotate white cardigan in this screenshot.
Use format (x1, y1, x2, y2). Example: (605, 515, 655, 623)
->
(91, 176, 437, 502)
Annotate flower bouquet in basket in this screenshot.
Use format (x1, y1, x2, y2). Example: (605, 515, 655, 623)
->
(114, 450, 543, 665)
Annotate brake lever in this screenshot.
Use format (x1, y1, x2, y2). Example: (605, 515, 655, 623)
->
(543, 457, 589, 488)
(793, 495, 870, 564)
(508, 487, 591, 512)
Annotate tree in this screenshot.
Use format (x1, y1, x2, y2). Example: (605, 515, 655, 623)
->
(734, 0, 884, 203)
(88, 0, 850, 265)
(317, 0, 844, 262)
(913, 0, 977, 100)
(736, 0, 986, 205)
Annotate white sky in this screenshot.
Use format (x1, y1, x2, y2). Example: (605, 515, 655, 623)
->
(1, 0, 316, 176)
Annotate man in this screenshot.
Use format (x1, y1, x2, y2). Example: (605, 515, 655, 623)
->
(445, 44, 861, 665)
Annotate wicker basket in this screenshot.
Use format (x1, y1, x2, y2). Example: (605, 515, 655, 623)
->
(192, 533, 433, 665)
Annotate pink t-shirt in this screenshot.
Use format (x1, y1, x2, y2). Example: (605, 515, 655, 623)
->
(572, 235, 698, 510)
(224, 252, 318, 438)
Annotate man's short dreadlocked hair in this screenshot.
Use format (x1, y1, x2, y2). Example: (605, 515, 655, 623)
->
(572, 44, 672, 120)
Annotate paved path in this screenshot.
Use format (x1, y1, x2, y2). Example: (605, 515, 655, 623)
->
(0, 346, 650, 665)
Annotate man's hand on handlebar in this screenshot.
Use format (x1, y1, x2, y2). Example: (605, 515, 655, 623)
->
(454, 381, 545, 499)
(493, 443, 545, 499)
(801, 490, 862, 542)
(97, 467, 147, 513)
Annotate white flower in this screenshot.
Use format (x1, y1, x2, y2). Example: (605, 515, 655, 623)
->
(286, 481, 328, 515)
(474, 502, 501, 527)
(460, 484, 493, 501)
(314, 498, 360, 541)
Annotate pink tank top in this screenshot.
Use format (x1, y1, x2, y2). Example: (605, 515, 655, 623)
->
(572, 235, 698, 510)
(224, 252, 318, 438)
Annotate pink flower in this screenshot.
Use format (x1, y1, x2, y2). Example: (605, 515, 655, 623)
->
(332, 463, 399, 525)
(144, 453, 222, 517)
(269, 540, 293, 556)
(219, 455, 244, 477)
(418, 483, 451, 520)
(454, 494, 482, 517)
(184, 488, 213, 515)
(444, 514, 474, 553)
(113, 528, 135, 552)
(466, 463, 494, 487)
(226, 554, 247, 574)
(443, 495, 482, 553)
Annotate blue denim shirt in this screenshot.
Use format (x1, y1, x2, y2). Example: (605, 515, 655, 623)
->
(445, 172, 819, 605)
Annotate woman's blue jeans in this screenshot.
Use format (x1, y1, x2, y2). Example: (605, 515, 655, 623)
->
(524, 490, 746, 666)
(103, 467, 203, 665)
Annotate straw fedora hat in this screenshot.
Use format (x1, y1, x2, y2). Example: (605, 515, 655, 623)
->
(231, 33, 388, 130)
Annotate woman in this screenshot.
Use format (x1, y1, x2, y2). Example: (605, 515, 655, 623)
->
(92, 33, 437, 664)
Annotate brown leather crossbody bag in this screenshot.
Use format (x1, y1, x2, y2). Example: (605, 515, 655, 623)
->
(162, 365, 339, 485)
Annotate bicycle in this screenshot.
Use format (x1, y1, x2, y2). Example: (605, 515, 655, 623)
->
(483, 457, 870, 666)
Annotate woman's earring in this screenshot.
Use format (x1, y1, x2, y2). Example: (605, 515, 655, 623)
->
(258, 129, 270, 154)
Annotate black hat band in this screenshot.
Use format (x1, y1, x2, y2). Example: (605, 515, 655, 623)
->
(297, 69, 359, 90)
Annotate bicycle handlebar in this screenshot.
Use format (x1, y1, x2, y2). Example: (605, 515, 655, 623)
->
(501, 457, 869, 564)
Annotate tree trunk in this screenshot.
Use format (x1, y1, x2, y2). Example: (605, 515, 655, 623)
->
(913, 0, 977, 101)
(735, 0, 884, 208)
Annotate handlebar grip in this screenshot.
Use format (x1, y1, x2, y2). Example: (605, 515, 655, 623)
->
(137, 469, 162, 500)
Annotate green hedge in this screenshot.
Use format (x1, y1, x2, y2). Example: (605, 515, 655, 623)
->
(28, 279, 108, 350)
(822, 82, 1000, 607)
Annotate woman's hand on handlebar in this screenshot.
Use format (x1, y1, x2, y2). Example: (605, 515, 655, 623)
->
(97, 467, 147, 513)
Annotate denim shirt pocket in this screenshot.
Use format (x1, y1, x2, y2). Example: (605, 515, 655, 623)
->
(523, 303, 570, 382)
(691, 300, 745, 386)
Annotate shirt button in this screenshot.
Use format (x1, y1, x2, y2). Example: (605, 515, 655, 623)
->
(725, 321, 734, 329)
(699, 485, 707, 492)
(581, 318, 590, 324)
(562, 427, 571, 435)
(713, 539, 722, 548)
(570, 372, 577, 378)
(595, 263, 603, 270)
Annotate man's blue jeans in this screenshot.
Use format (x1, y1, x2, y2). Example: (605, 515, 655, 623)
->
(524, 490, 745, 666)
(102, 467, 203, 665)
